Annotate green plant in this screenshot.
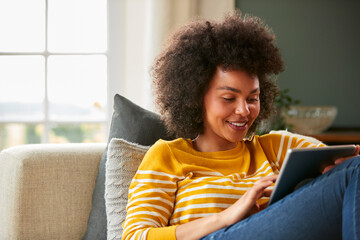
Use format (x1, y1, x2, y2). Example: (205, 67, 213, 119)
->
(256, 88, 300, 135)
(274, 88, 301, 110)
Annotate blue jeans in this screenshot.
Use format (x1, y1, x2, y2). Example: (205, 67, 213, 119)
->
(201, 156, 360, 240)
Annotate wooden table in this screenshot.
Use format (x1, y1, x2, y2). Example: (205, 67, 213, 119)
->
(309, 128, 360, 145)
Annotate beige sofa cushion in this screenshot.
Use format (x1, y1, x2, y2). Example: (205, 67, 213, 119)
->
(0, 143, 106, 240)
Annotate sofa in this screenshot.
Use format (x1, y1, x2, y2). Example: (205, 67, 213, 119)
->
(0, 142, 106, 239)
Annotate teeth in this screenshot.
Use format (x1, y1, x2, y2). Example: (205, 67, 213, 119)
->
(229, 122, 246, 127)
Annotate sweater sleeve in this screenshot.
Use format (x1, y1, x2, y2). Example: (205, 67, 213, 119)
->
(259, 131, 325, 171)
(122, 140, 183, 240)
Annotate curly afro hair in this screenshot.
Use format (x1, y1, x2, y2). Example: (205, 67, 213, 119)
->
(152, 11, 284, 139)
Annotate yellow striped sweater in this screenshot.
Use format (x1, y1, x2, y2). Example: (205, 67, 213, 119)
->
(122, 132, 324, 240)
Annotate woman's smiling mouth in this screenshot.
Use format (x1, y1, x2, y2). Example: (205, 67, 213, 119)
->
(226, 120, 248, 130)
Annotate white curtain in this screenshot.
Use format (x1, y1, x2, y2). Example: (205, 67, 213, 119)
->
(109, 0, 235, 112)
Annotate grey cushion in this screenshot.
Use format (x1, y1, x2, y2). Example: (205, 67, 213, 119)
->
(82, 94, 174, 240)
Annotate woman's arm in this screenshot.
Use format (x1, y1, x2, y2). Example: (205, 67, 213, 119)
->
(122, 141, 182, 240)
(175, 175, 277, 240)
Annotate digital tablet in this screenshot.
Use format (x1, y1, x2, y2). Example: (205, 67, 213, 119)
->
(268, 144, 356, 206)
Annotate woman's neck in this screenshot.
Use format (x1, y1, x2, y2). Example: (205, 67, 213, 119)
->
(192, 135, 238, 152)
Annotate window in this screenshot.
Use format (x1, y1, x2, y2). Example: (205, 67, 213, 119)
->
(0, 0, 108, 150)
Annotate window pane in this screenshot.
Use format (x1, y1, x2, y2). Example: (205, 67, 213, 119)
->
(47, 55, 107, 121)
(49, 123, 105, 143)
(0, 123, 43, 151)
(48, 0, 107, 53)
(0, 56, 45, 121)
(0, 0, 45, 52)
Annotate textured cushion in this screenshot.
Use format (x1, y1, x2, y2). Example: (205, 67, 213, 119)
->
(105, 138, 150, 240)
(82, 94, 174, 240)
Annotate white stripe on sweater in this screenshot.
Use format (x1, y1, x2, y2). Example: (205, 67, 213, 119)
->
(172, 203, 231, 215)
(129, 188, 176, 202)
(136, 170, 183, 180)
(176, 193, 241, 205)
(125, 211, 168, 224)
(127, 203, 171, 216)
(192, 171, 224, 176)
(176, 184, 249, 198)
(132, 178, 177, 185)
(123, 217, 161, 229)
(127, 196, 173, 209)
(277, 133, 286, 162)
(170, 213, 215, 224)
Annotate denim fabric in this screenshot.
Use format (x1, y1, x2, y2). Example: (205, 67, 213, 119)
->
(201, 156, 360, 240)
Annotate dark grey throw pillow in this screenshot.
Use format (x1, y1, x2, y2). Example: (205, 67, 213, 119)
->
(82, 94, 174, 240)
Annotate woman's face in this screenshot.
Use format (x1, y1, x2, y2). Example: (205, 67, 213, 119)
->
(199, 67, 260, 151)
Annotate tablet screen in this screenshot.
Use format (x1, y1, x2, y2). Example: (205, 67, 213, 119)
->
(268, 144, 356, 206)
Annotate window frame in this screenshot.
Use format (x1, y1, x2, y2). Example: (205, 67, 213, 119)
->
(0, 0, 120, 146)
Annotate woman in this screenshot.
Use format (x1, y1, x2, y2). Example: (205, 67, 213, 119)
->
(122, 12, 360, 240)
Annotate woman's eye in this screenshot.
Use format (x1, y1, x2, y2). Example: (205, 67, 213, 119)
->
(223, 97, 235, 102)
(248, 98, 259, 103)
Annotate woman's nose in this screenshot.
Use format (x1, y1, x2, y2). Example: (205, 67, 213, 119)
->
(235, 101, 250, 116)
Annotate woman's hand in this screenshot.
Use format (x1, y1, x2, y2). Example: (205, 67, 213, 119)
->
(217, 174, 278, 227)
(322, 144, 360, 174)
(176, 175, 278, 240)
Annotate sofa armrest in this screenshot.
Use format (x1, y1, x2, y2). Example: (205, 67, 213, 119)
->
(0, 143, 106, 240)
